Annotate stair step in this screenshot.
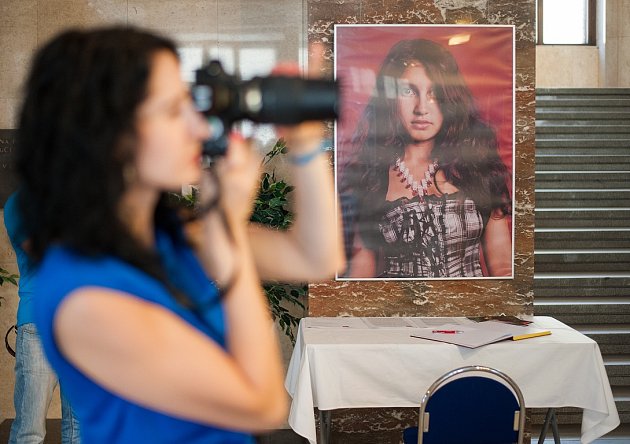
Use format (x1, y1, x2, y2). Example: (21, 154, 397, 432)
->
(536, 209, 630, 228)
(537, 98, 630, 108)
(536, 190, 630, 208)
(537, 105, 630, 112)
(536, 172, 630, 189)
(535, 250, 630, 272)
(536, 155, 630, 171)
(534, 274, 630, 297)
(536, 312, 630, 325)
(535, 301, 630, 309)
(537, 119, 630, 128)
(537, 133, 630, 141)
(538, 147, 630, 155)
(537, 110, 630, 120)
(537, 87, 630, 96)
(535, 229, 630, 249)
(536, 123, 630, 134)
(537, 139, 630, 147)
(534, 88, 630, 439)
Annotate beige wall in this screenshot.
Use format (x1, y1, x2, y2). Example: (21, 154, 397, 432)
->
(536, 45, 600, 87)
(0, 0, 305, 422)
(602, 0, 630, 86)
(536, 0, 630, 88)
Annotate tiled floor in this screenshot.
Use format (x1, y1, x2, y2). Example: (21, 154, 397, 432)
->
(0, 420, 309, 444)
(257, 429, 308, 443)
(2, 419, 628, 443)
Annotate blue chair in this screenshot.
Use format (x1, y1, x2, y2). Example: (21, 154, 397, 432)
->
(402, 365, 525, 444)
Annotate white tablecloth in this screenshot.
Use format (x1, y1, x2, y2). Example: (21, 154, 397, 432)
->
(285, 316, 619, 444)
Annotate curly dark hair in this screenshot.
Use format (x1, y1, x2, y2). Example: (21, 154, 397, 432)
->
(342, 38, 512, 248)
(16, 26, 181, 278)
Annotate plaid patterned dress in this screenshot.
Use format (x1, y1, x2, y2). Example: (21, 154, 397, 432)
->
(378, 195, 484, 278)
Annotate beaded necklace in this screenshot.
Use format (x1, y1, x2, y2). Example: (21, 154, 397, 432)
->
(394, 157, 439, 198)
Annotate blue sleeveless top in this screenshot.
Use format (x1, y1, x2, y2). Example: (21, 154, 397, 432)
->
(34, 229, 254, 444)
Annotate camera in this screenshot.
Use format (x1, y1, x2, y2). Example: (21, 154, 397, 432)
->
(193, 60, 339, 157)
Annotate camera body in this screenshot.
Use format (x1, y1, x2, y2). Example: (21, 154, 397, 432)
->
(193, 60, 338, 157)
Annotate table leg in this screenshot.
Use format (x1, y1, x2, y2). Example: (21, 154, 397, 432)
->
(537, 408, 560, 444)
(318, 409, 331, 444)
(550, 409, 561, 444)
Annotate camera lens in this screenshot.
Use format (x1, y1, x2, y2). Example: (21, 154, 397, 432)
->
(194, 60, 338, 157)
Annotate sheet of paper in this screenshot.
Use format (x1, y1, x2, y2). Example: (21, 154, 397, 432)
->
(410, 321, 551, 348)
(304, 317, 368, 329)
(360, 317, 417, 329)
(407, 317, 474, 328)
(480, 320, 551, 340)
(304, 317, 480, 330)
(410, 324, 513, 348)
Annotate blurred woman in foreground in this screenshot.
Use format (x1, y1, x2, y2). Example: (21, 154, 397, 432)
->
(16, 26, 342, 443)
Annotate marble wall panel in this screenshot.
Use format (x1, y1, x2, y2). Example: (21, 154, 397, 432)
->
(308, 0, 536, 319)
(37, 0, 127, 45)
(361, 0, 444, 24)
(0, 99, 19, 130)
(306, 1, 536, 437)
(307, 0, 360, 77)
(489, 0, 535, 43)
(0, 1, 38, 102)
(0, 32, 34, 101)
(0, 2, 26, 413)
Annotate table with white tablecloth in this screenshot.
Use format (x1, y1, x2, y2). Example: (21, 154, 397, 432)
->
(285, 316, 619, 444)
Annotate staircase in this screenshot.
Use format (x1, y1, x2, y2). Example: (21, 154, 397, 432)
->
(534, 88, 630, 440)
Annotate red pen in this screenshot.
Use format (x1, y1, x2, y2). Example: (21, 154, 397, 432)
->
(432, 330, 463, 334)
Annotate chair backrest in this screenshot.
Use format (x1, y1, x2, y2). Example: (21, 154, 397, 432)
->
(417, 365, 525, 444)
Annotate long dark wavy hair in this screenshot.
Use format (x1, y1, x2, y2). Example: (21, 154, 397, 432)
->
(342, 38, 511, 248)
(16, 27, 184, 284)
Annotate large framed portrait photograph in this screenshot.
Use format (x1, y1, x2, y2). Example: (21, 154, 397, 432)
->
(335, 24, 515, 281)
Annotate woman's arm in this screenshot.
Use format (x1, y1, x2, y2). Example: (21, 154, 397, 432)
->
(55, 142, 287, 430)
(54, 275, 287, 431)
(53, 135, 287, 432)
(481, 210, 512, 277)
(248, 122, 345, 282)
(247, 50, 345, 283)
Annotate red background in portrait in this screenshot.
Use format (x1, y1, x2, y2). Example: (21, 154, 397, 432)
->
(334, 25, 514, 184)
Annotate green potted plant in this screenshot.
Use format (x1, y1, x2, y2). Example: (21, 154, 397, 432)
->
(0, 267, 18, 287)
(0, 266, 19, 306)
(251, 139, 306, 344)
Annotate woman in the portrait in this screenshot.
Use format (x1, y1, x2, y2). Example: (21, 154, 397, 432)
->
(341, 38, 512, 278)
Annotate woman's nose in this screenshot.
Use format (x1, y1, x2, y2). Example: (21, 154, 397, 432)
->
(187, 105, 212, 140)
(414, 98, 428, 115)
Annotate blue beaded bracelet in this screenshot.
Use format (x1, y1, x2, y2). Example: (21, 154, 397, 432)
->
(288, 143, 329, 166)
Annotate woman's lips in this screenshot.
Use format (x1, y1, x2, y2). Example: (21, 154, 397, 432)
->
(411, 119, 431, 130)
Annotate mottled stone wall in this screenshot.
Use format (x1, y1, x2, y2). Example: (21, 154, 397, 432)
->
(308, 0, 536, 319)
